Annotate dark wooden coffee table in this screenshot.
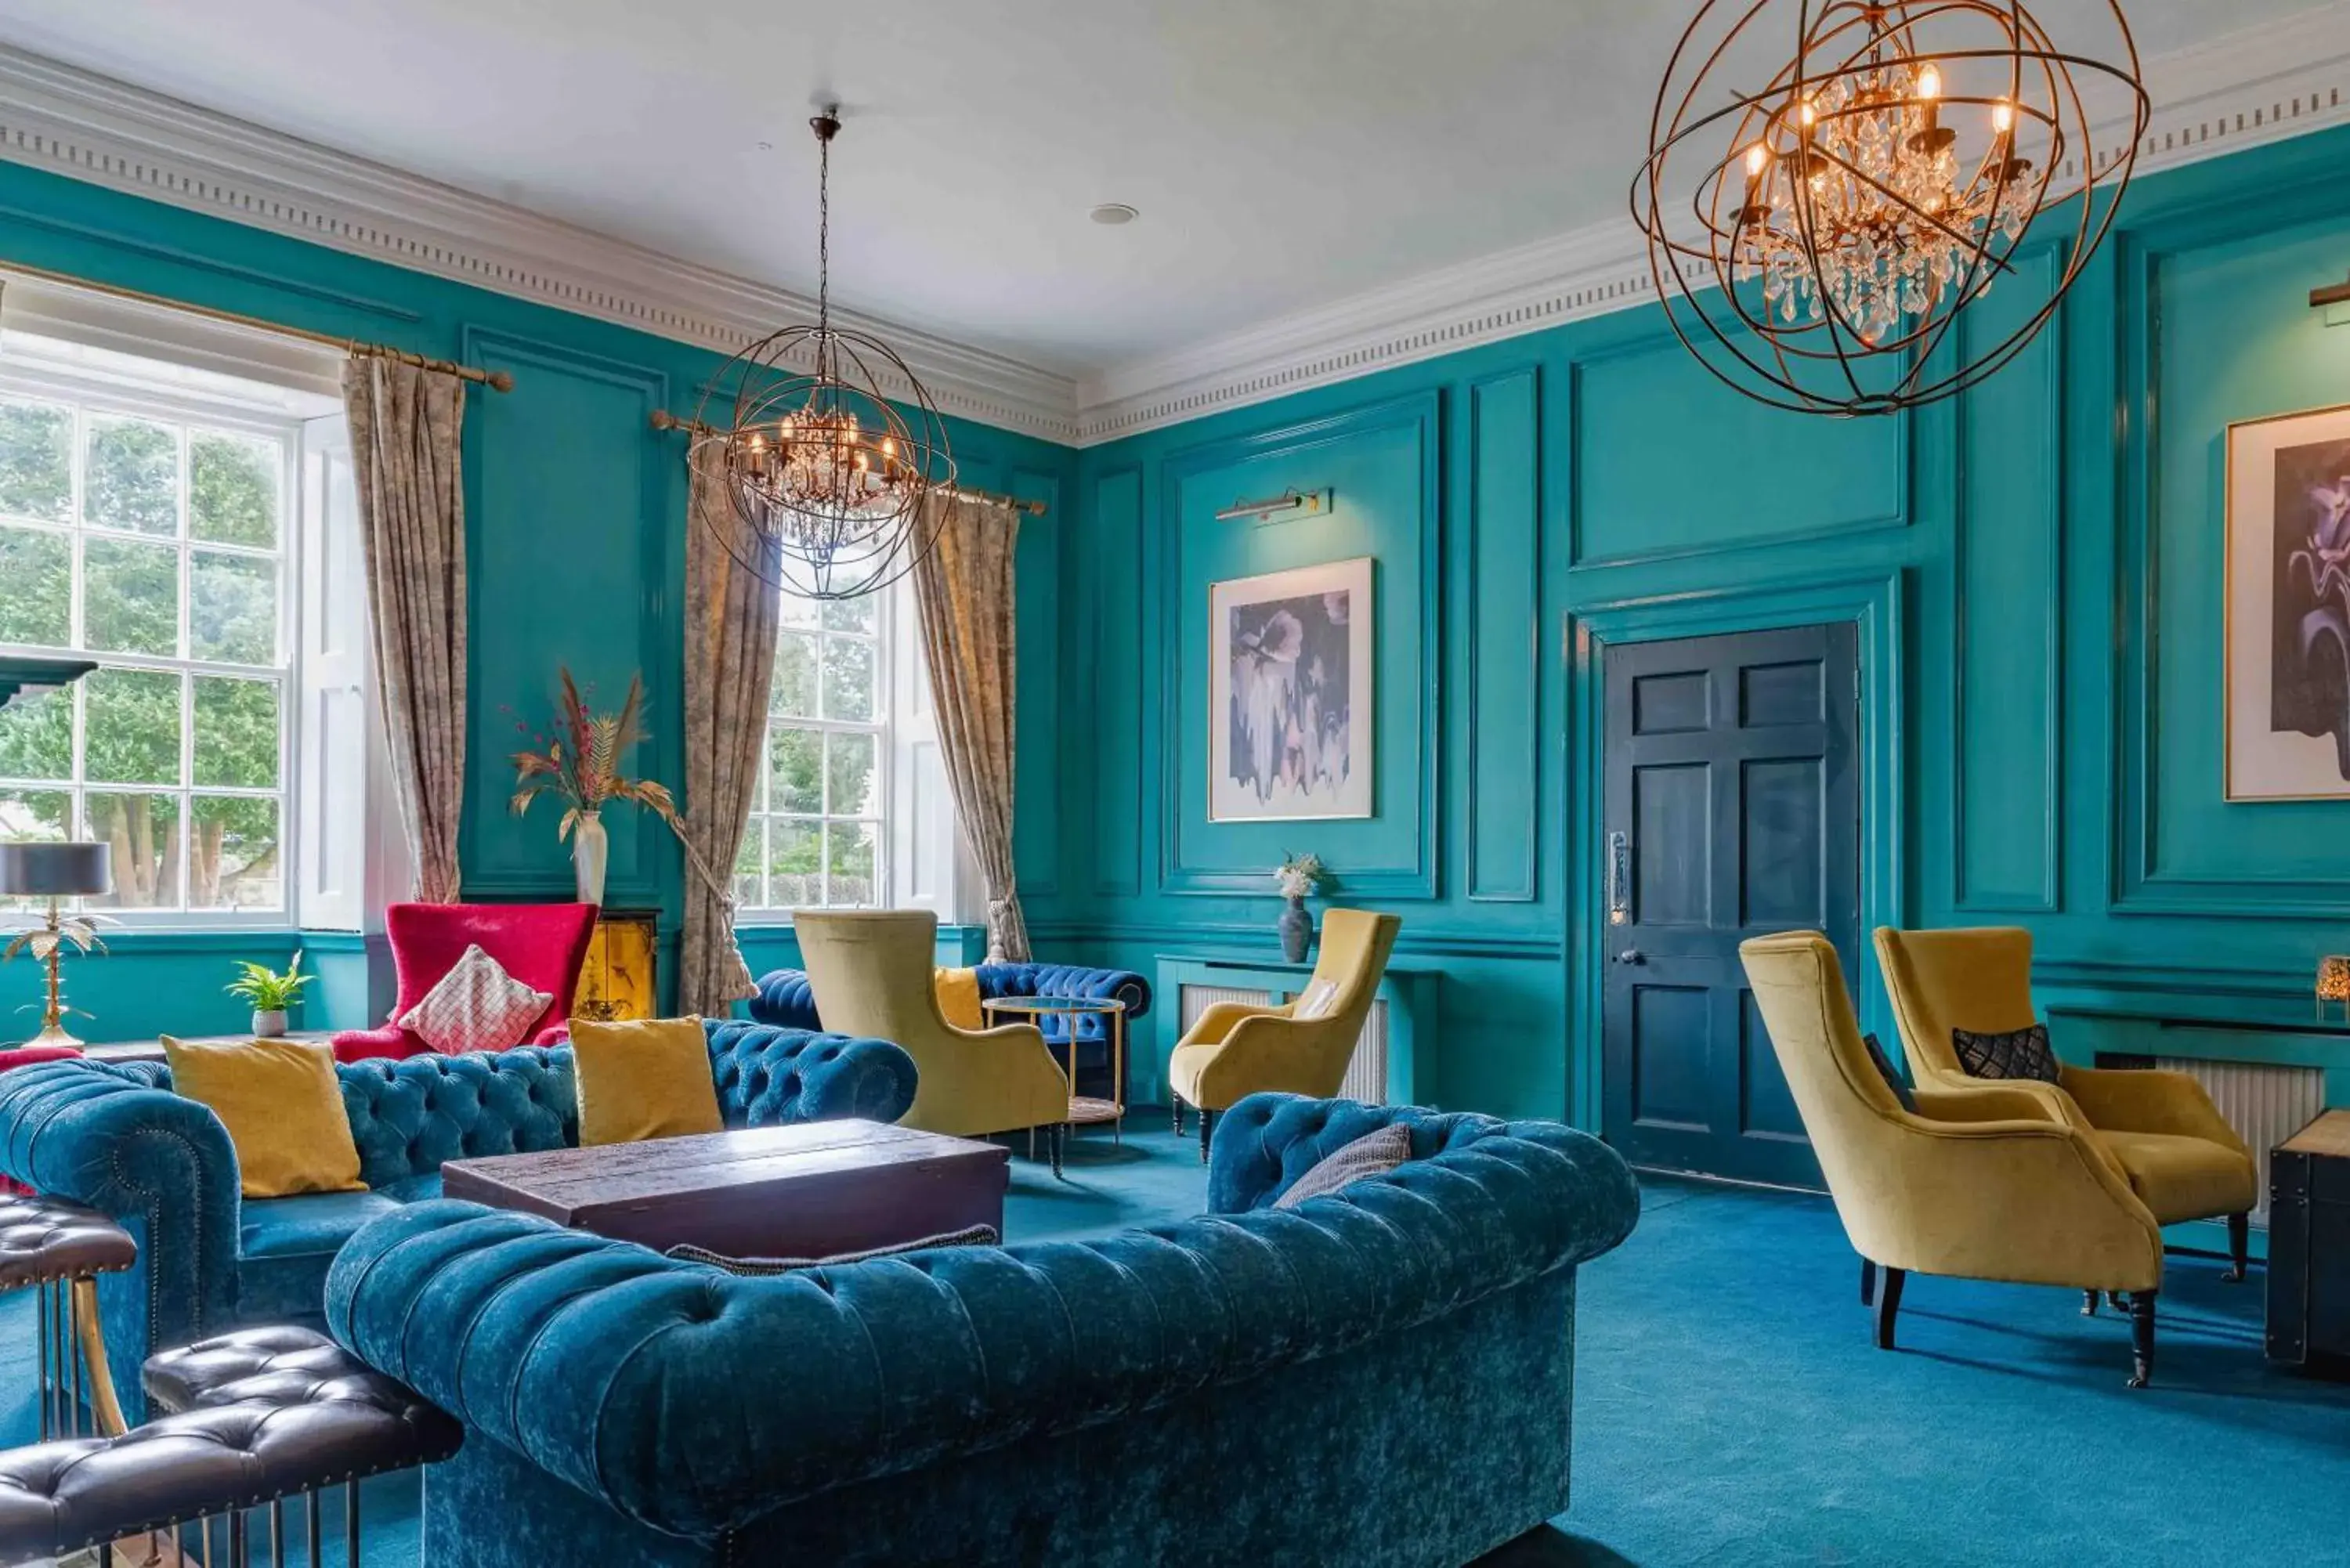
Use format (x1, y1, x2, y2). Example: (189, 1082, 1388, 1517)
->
(439, 1119, 1010, 1260)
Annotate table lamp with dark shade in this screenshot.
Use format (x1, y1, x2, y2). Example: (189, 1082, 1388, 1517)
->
(0, 842, 114, 1048)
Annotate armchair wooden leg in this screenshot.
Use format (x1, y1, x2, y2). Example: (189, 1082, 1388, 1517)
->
(1198, 1108, 1217, 1164)
(2081, 1289, 2100, 1317)
(1050, 1123, 1068, 1182)
(1873, 1267, 1904, 1349)
(1172, 1098, 1185, 1136)
(2128, 1290, 2157, 1389)
(2224, 1212, 2250, 1283)
(1860, 1259, 1875, 1307)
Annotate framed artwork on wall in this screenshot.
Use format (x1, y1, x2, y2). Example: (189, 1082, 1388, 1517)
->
(2227, 402, 2350, 800)
(1209, 557, 1375, 821)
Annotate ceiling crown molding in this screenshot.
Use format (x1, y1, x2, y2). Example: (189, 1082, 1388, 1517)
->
(1075, 1, 2350, 445)
(0, 45, 1083, 445)
(0, 9, 2345, 453)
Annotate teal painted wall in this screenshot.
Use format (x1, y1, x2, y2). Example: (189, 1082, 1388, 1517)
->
(1036, 124, 2350, 1127)
(0, 159, 1074, 1042)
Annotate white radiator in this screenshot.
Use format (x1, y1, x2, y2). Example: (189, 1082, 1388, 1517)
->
(2156, 1057, 2326, 1227)
(1177, 985, 1389, 1105)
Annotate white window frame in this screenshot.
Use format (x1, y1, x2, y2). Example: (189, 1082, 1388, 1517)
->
(0, 359, 305, 927)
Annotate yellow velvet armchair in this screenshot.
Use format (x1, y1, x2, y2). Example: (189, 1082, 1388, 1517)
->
(793, 911, 1074, 1172)
(1740, 930, 2169, 1386)
(1167, 909, 1402, 1158)
(1873, 925, 2256, 1282)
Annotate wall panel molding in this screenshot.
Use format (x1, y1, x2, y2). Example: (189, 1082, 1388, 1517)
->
(1088, 464, 1147, 898)
(1155, 389, 1444, 900)
(1466, 364, 1542, 901)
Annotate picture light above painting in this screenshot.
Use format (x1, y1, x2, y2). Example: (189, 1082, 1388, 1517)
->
(1210, 556, 1374, 822)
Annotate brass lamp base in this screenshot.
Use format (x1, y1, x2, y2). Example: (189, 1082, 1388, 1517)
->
(22, 1014, 85, 1050)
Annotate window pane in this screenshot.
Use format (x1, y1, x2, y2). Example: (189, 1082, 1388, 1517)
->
(821, 634, 877, 721)
(0, 400, 72, 524)
(0, 525, 71, 646)
(771, 632, 819, 717)
(0, 788, 71, 912)
(85, 790, 181, 909)
(190, 551, 276, 664)
(85, 416, 179, 536)
(189, 431, 281, 547)
(779, 594, 822, 631)
(767, 818, 819, 907)
(733, 821, 764, 908)
(0, 688, 71, 782)
(191, 796, 280, 910)
(820, 594, 877, 635)
(193, 676, 280, 788)
(83, 667, 181, 786)
(826, 732, 878, 816)
(84, 535, 180, 656)
(768, 724, 822, 814)
(826, 821, 878, 909)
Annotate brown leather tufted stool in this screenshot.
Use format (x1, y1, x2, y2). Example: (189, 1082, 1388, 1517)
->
(0, 1194, 136, 1440)
(0, 1326, 461, 1567)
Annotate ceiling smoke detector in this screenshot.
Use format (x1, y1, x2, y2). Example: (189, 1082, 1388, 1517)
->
(1089, 203, 1140, 226)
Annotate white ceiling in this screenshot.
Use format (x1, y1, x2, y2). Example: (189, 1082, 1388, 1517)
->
(0, 0, 2327, 387)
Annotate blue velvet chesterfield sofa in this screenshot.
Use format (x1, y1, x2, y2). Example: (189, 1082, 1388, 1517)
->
(753, 959, 1149, 1090)
(0, 1020, 916, 1418)
(327, 1092, 1640, 1567)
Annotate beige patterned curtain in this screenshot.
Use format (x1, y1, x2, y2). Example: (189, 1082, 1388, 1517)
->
(912, 493, 1030, 962)
(343, 359, 467, 904)
(677, 457, 777, 1012)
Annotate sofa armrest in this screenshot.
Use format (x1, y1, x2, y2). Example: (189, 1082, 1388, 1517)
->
(2059, 1064, 2251, 1154)
(982, 963, 1153, 1021)
(1911, 1085, 2066, 1125)
(331, 1115, 1639, 1541)
(0, 1060, 242, 1372)
(332, 1025, 423, 1064)
(746, 969, 824, 1031)
(702, 1021, 918, 1125)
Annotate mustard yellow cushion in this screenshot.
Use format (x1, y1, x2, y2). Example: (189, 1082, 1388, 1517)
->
(162, 1036, 366, 1199)
(934, 966, 985, 1032)
(571, 1016, 725, 1147)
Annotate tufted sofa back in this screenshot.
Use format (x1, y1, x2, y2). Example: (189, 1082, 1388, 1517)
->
(104, 1023, 920, 1191)
(750, 961, 1152, 1043)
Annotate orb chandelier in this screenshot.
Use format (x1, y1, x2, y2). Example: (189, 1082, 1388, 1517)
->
(690, 107, 953, 598)
(1632, 1, 2149, 416)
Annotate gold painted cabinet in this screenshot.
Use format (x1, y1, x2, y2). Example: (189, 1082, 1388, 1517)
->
(574, 909, 659, 1022)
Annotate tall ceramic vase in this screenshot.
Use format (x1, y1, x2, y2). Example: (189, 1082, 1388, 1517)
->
(573, 808, 609, 906)
(1278, 895, 1314, 964)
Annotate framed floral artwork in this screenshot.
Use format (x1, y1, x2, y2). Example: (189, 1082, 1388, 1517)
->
(2226, 401, 2350, 800)
(1209, 557, 1373, 821)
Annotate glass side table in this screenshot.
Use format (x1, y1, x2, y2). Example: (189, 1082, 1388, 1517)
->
(980, 995, 1128, 1143)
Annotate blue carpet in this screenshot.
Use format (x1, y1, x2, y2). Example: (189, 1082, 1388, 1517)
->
(9, 1131, 2348, 1566)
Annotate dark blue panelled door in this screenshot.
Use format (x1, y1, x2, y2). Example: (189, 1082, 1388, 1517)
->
(1600, 623, 1860, 1189)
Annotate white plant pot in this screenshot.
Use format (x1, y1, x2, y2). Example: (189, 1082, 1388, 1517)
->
(251, 1009, 288, 1038)
(573, 810, 609, 906)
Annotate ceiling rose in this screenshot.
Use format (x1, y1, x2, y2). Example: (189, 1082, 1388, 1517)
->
(690, 107, 954, 599)
(1632, 0, 2150, 417)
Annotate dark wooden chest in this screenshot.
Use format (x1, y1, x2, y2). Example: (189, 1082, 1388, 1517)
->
(2267, 1109, 2350, 1375)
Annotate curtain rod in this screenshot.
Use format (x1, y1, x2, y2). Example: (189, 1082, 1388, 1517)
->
(647, 409, 1045, 516)
(0, 259, 515, 392)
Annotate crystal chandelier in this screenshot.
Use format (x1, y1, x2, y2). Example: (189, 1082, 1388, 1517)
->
(690, 107, 953, 598)
(1632, 1, 2149, 416)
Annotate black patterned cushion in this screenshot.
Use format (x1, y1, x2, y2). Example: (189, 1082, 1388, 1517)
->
(1273, 1123, 1414, 1210)
(1951, 1022, 2062, 1085)
(664, 1223, 1000, 1276)
(1859, 1032, 1919, 1112)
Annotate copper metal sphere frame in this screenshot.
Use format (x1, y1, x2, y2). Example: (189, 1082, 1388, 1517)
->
(1631, 0, 2150, 417)
(691, 108, 956, 600)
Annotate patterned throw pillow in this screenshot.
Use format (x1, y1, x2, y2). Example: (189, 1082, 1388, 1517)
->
(398, 943, 553, 1054)
(1951, 1022, 2063, 1085)
(664, 1223, 1001, 1276)
(1859, 1031, 1919, 1112)
(1272, 1122, 1414, 1210)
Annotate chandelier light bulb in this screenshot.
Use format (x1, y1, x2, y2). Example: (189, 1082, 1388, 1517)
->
(1745, 142, 1770, 178)
(1916, 63, 1941, 100)
(1994, 100, 2014, 133)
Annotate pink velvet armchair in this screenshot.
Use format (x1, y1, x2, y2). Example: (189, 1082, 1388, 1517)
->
(330, 901, 599, 1063)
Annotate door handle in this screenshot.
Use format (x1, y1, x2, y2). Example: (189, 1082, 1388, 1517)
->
(1613, 948, 1644, 966)
(1607, 832, 1631, 927)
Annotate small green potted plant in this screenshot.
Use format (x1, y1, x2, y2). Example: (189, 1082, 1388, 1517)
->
(226, 950, 311, 1038)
